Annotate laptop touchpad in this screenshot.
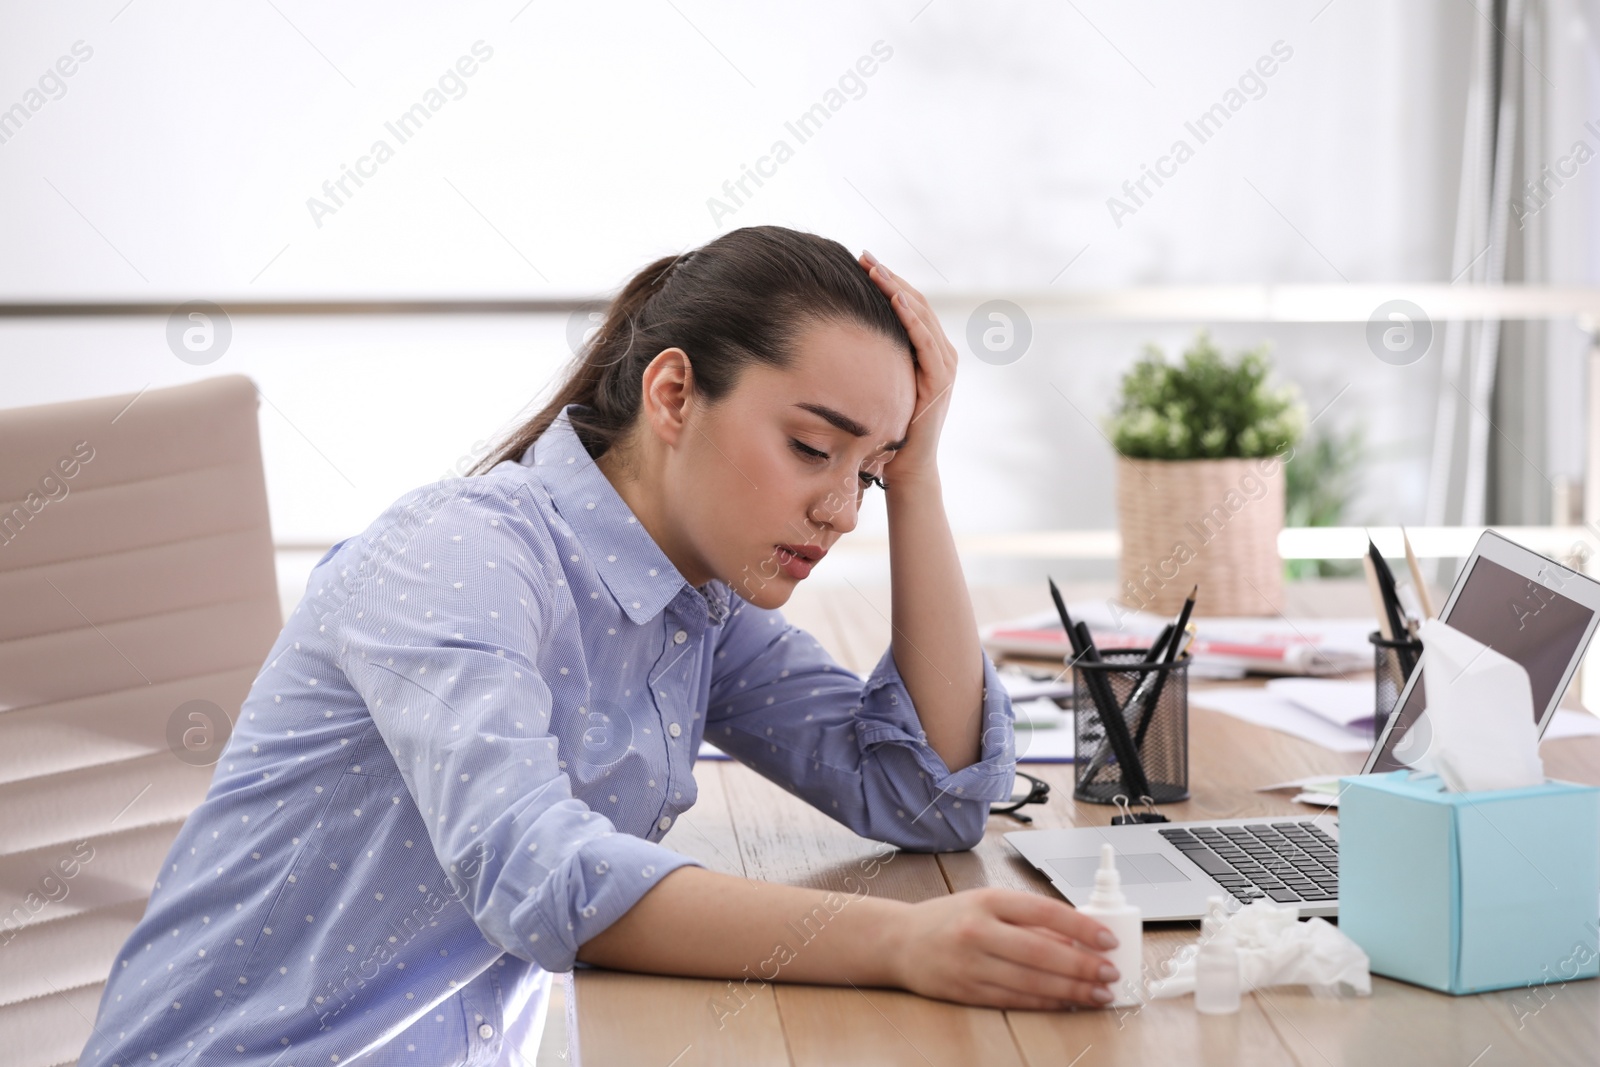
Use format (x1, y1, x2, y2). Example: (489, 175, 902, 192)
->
(1048, 853, 1191, 887)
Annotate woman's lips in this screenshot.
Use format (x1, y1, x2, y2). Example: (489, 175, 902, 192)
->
(774, 544, 824, 579)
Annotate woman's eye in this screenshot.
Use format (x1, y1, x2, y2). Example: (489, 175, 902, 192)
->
(791, 438, 884, 490)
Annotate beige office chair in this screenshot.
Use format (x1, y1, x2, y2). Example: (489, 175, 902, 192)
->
(0, 375, 283, 1066)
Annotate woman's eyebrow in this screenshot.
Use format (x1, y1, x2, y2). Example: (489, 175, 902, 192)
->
(793, 401, 907, 452)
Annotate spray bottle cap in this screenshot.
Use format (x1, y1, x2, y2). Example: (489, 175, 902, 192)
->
(1202, 897, 1237, 951)
(1088, 842, 1127, 910)
(1200, 896, 1224, 937)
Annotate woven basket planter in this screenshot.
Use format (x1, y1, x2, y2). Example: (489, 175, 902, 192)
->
(1115, 454, 1286, 617)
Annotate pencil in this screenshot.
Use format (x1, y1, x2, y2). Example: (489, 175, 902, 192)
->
(1401, 526, 1434, 619)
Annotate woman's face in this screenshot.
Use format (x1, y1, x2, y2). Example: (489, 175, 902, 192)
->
(655, 316, 916, 610)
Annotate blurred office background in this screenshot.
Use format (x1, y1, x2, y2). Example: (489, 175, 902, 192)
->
(4, 0, 1600, 616)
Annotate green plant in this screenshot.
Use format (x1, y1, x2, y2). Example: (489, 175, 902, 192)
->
(1106, 330, 1305, 460)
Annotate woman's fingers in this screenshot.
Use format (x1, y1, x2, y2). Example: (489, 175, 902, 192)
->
(962, 893, 1120, 1005)
(859, 252, 934, 324)
(892, 889, 1126, 1012)
(983, 919, 1117, 986)
(857, 252, 954, 362)
(965, 980, 1077, 1012)
(896, 298, 946, 364)
(1022, 923, 1079, 946)
(860, 250, 929, 307)
(985, 889, 1119, 952)
(968, 954, 1113, 1007)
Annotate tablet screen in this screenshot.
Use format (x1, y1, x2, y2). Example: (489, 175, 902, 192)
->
(1370, 554, 1594, 772)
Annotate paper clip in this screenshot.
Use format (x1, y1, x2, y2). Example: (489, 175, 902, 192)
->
(1111, 792, 1170, 825)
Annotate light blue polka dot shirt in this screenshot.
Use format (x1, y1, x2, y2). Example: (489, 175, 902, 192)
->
(79, 404, 1017, 1066)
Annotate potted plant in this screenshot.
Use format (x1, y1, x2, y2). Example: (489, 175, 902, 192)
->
(1105, 331, 1305, 617)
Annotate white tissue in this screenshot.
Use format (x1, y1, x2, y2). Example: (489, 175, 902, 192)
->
(1147, 900, 1371, 999)
(1405, 618, 1545, 792)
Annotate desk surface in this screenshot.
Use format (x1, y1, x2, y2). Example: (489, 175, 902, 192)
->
(566, 581, 1600, 1067)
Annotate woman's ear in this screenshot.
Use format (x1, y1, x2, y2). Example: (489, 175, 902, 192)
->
(639, 347, 695, 447)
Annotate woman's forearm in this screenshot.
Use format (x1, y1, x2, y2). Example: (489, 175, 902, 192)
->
(575, 865, 1123, 1012)
(884, 468, 985, 772)
(574, 866, 909, 986)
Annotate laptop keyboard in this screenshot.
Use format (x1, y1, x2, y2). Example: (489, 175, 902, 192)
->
(1157, 822, 1339, 905)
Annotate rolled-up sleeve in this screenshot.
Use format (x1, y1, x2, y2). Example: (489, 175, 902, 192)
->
(705, 597, 1016, 851)
(321, 483, 704, 972)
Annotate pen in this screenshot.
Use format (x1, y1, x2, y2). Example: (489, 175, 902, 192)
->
(1367, 539, 1417, 677)
(1131, 585, 1198, 747)
(1362, 552, 1394, 640)
(1135, 622, 1195, 747)
(1048, 577, 1083, 657)
(1078, 588, 1196, 786)
(1074, 620, 1152, 799)
(1047, 578, 1150, 798)
(1144, 623, 1175, 665)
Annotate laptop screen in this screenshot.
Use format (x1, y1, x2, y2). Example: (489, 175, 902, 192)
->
(1370, 554, 1595, 772)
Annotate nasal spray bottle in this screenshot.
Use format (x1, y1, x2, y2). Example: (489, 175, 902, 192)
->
(1078, 843, 1143, 1008)
(1194, 896, 1241, 1015)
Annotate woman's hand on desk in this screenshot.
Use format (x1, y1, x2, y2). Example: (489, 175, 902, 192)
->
(887, 887, 1119, 1009)
(574, 868, 1114, 1010)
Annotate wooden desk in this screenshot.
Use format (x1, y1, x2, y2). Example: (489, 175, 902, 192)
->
(566, 582, 1600, 1066)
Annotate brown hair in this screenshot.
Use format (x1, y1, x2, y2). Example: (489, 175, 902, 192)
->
(466, 225, 915, 476)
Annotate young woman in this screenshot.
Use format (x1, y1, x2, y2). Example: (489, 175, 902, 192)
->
(80, 226, 1120, 1067)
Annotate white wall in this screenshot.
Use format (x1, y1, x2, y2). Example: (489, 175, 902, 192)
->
(0, 0, 1542, 595)
(0, 1, 1470, 297)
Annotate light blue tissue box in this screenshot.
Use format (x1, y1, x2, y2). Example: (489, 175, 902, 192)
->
(1338, 770, 1600, 995)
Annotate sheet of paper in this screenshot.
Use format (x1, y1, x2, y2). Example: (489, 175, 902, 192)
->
(1543, 708, 1600, 739)
(1265, 678, 1374, 728)
(1257, 773, 1345, 792)
(1192, 687, 1375, 753)
(1013, 696, 1069, 729)
(997, 668, 1074, 701)
(1016, 726, 1075, 762)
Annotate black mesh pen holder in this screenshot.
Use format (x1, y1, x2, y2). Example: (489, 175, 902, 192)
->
(1071, 649, 1190, 805)
(1370, 630, 1423, 739)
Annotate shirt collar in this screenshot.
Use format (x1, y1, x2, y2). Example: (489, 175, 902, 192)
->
(520, 404, 730, 627)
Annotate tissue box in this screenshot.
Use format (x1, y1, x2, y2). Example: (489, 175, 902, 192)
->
(1338, 770, 1600, 995)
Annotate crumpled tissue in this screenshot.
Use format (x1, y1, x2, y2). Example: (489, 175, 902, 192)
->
(1399, 618, 1545, 792)
(1146, 899, 1371, 999)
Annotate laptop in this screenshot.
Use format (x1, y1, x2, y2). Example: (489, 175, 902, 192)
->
(1005, 529, 1600, 920)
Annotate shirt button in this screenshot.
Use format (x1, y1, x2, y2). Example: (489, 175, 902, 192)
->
(478, 1023, 495, 1040)
(668, 723, 682, 738)
(658, 815, 673, 831)
(673, 630, 688, 644)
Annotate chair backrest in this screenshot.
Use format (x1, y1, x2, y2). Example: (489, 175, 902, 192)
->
(0, 374, 283, 1066)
